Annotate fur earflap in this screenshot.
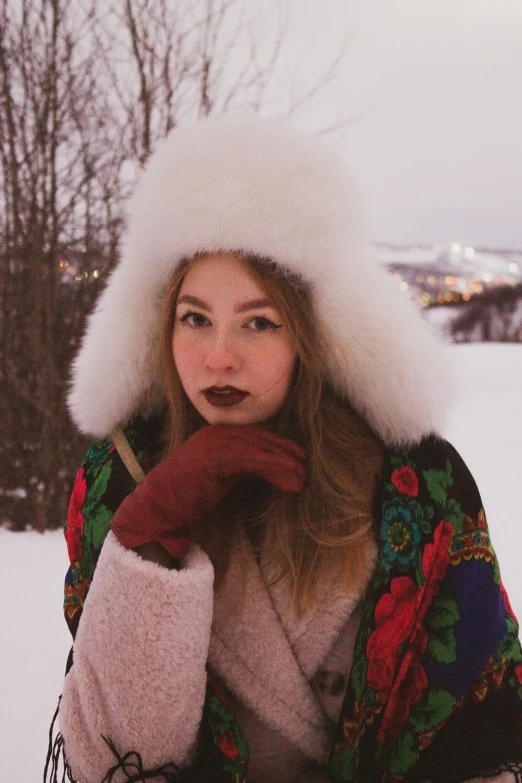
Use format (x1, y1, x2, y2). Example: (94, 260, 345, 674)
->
(68, 114, 453, 445)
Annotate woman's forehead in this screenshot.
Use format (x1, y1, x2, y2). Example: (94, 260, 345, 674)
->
(178, 252, 271, 300)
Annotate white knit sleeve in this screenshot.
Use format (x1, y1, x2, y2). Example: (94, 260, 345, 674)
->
(59, 531, 214, 783)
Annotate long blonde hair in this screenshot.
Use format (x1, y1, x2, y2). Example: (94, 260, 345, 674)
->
(158, 252, 384, 617)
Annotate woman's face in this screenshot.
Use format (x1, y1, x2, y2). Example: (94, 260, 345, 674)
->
(172, 252, 296, 426)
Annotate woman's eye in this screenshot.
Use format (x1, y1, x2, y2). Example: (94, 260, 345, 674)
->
(179, 311, 209, 327)
(246, 316, 282, 332)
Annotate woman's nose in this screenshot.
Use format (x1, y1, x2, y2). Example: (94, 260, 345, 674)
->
(203, 333, 241, 372)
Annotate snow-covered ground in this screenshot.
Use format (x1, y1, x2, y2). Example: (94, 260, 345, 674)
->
(1, 343, 521, 782)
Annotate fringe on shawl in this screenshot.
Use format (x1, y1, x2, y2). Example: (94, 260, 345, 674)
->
(44, 697, 207, 783)
(43, 697, 74, 783)
(98, 736, 198, 782)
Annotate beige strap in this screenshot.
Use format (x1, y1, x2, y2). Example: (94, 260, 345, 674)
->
(111, 425, 146, 484)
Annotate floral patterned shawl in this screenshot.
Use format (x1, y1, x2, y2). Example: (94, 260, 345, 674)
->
(56, 416, 522, 783)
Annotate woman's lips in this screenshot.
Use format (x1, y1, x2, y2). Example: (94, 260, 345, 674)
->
(203, 388, 249, 407)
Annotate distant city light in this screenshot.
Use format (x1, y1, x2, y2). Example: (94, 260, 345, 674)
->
(59, 260, 68, 269)
(373, 244, 517, 311)
(93, 269, 101, 278)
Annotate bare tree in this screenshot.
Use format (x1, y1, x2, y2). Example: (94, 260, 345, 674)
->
(450, 284, 522, 343)
(0, 0, 121, 529)
(89, 0, 293, 168)
(0, 0, 354, 530)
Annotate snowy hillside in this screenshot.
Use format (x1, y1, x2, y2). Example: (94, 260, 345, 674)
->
(375, 243, 522, 286)
(1, 343, 521, 782)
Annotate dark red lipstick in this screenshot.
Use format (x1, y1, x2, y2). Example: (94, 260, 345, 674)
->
(203, 385, 249, 407)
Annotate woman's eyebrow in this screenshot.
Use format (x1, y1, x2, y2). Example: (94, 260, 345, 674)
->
(176, 294, 210, 310)
(176, 294, 275, 313)
(235, 298, 274, 313)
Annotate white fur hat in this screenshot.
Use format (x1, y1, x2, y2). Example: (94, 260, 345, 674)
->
(68, 114, 453, 445)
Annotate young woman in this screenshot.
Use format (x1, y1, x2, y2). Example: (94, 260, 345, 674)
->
(48, 115, 522, 783)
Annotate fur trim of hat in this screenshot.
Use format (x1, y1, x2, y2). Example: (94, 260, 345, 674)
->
(68, 114, 453, 445)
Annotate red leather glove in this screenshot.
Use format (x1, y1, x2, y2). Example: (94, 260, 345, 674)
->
(111, 424, 307, 559)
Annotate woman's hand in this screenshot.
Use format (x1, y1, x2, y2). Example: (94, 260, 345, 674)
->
(111, 424, 307, 561)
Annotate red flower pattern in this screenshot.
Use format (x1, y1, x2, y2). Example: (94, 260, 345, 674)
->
(65, 467, 87, 564)
(367, 576, 419, 702)
(515, 665, 522, 686)
(385, 628, 429, 737)
(367, 521, 454, 740)
(217, 731, 240, 761)
(391, 465, 419, 497)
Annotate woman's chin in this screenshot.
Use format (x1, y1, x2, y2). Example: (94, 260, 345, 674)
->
(209, 414, 262, 427)
(198, 405, 276, 427)
(197, 406, 254, 426)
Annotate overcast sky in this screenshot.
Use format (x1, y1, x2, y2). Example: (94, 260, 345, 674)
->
(281, 0, 522, 249)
